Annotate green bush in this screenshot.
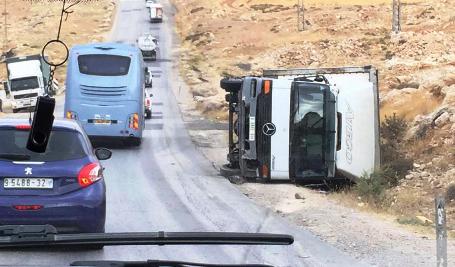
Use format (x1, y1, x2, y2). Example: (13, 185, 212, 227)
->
(380, 114, 413, 185)
(355, 170, 390, 202)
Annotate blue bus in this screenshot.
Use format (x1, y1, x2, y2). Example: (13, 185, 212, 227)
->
(64, 43, 145, 146)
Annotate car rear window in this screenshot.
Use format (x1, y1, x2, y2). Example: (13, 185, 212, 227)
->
(78, 54, 131, 76)
(0, 129, 88, 162)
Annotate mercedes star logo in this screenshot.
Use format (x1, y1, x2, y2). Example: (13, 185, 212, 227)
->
(262, 122, 276, 136)
(25, 167, 32, 176)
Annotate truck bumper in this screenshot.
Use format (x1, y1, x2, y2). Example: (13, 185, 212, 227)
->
(11, 98, 37, 110)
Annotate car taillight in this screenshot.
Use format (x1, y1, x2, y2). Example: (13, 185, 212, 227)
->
(14, 205, 43, 211)
(129, 113, 140, 130)
(78, 163, 102, 187)
(66, 111, 77, 120)
(15, 125, 31, 131)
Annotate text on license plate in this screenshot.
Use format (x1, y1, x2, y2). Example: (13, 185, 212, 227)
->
(94, 119, 111, 125)
(249, 116, 256, 141)
(3, 178, 53, 189)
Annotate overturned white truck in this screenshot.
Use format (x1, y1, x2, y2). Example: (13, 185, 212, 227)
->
(220, 66, 380, 182)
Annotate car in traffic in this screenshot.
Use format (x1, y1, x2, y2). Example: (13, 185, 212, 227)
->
(144, 90, 152, 119)
(0, 119, 112, 234)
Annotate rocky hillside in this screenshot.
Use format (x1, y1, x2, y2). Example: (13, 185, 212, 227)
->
(171, 0, 455, 225)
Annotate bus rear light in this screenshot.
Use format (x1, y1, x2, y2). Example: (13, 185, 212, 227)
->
(129, 113, 140, 130)
(78, 163, 102, 187)
(262, 80, 272, 95)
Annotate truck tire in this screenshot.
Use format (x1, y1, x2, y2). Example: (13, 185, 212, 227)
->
(220, 164, 241, 177)
(12, 108, 18, 113)
(220, 78, 242, 93)
(225, 93, 237, 103)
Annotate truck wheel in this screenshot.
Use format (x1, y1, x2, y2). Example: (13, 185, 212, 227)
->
(12, 109, 18, 113)
(220, 78, 242, 93)
(220, 164, 241, 177)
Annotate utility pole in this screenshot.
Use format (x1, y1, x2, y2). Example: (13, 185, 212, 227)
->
(392, 0, 401, 33)
(297, 0, 304, 31)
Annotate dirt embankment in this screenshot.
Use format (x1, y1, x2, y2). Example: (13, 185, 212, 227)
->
(0, 0, 116, 83)
(171, 0, 455, 261)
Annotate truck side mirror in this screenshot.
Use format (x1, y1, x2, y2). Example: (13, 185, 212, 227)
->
(3, 81, 10, 98)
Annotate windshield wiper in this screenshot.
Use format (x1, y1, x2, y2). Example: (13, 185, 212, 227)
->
(71, 260, 273, 267)
(0, 225, 293, 248)
(0, 153, 31, 161)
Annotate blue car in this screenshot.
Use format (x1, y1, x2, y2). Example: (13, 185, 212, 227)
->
(0, 119, 111, 233)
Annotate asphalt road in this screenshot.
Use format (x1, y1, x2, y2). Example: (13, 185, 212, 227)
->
(0, 1, 369, 266)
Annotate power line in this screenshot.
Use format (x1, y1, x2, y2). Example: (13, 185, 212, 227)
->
(297, 0, 304, 31)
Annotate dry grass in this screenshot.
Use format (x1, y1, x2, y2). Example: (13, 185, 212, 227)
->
(380, 92, 442, 120)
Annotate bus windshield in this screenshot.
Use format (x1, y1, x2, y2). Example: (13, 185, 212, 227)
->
(78, 54, 131, 76)
(290, 82, 327, 178)
(10, 77, 39, 91)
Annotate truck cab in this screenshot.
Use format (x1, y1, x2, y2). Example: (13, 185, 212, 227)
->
(4, 55, 50, 113)
(146, 1, 163, 23)
(221, 66, 380, 183)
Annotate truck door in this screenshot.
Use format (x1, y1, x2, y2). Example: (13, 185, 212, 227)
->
(329, 73, 380, 180)
(269, 79, 291, 180)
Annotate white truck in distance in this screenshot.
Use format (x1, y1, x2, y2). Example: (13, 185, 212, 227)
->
(146, 1, 163, 23)
(137, 34, 158, 61)
(220, 66, 380, 182)
(4, 55, 53, 113)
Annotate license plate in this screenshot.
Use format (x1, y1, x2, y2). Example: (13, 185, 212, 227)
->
(249, 116, 256, 141)
(23, 103, 31, 106)
(94, 119, 111, 125)
(3, 178, 53, 189)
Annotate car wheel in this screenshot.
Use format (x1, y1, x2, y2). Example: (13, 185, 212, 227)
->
(146, 110, 152, 119)
(130, 138, 142, 147)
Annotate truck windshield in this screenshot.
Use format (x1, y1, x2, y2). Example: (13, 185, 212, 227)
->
(290, 82, 327, 178)
(10, 77, 39, 91)
(78, 54, 131, 76)
(0, 129, 88, 162)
